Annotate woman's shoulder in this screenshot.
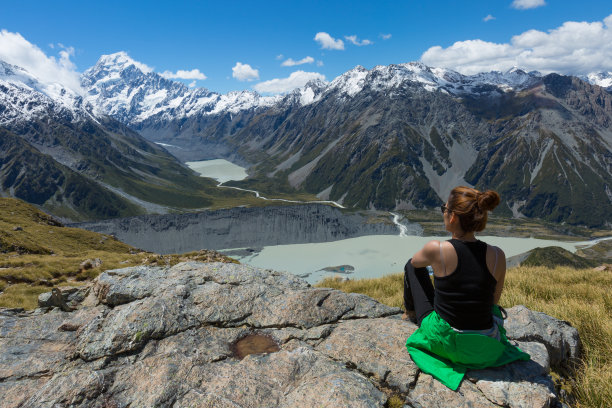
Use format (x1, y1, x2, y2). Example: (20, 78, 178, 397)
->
(484, 242, 506, 256)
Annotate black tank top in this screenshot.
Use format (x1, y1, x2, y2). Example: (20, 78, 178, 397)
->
(433, 239, 496, 330)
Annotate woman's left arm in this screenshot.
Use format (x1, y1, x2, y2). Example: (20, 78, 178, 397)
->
(411, 240, 441, 268)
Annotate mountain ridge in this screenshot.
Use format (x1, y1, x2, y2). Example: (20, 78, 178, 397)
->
(2, 54, 611, 226)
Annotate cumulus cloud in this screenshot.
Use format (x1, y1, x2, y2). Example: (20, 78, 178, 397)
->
(380, 33, 392, 40)
(314, 32, 344, 50)
(254, 71, 327, 94)
(511, 0, 546, 10)
(0, 30, 82, 93)
(345, 35, 373, 46)
(161, 68, 207, 80)
(483, 14, 495, 22)
(421, 14, 612, 76)
(188, 80, 196, 88)
(232, 62, 259, 81)
(281, 56, 314, 67)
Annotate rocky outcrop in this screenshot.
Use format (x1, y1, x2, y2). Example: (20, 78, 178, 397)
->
(0, 262, 578, 407)
(73, 204, 407, 254)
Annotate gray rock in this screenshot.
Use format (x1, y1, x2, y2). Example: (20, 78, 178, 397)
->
(0, 262, 578, 407)
(38, 286, 91, 310)
(315, 318, 418, 392)
(504, 305, 581, 368)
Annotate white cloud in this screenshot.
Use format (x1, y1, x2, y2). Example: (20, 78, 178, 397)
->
(316, 60, 324, 67)
(380, 33, 392, 40)
(232, 62, 259, 81)
(511, 0, 546, 10)
(421, 14, 612, 76)
(161, 68, 207, 80)
(276, 54, 284, 60)
(0, 30, 82, 93)
(345, 35, 373, 46)
(281, 56, 314, 67)
(483, 14, 495, 22)
(314, 32, 344, 50)
(254, 71, 327, 94)
(188, 80, 196, 88)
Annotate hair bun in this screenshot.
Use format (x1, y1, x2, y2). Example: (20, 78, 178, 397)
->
(478, 190, 500, 211)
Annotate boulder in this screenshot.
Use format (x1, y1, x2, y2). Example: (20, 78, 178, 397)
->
(0, 262, 578, 407)
(504, 305, 581, 368)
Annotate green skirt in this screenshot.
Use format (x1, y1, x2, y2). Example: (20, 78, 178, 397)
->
(405, 306, 530, 390)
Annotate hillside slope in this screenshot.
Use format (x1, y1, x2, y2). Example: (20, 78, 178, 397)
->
(0, 60, 255, 220)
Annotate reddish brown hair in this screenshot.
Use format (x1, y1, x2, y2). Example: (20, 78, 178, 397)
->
(447, 186, 500, 232)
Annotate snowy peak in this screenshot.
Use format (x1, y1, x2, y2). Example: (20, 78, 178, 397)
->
(324, 62, 543, 99)
(93, 51, 153, 74)
(329, 65, 369, 96)
(583, 72, 612, 89)
(82, 52, 192, 122)
(82, 52, 281, 124)
(0, 59, 85, 125)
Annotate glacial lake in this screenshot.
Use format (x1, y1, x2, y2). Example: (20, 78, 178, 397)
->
(224, 235, 599, 284)
(187, 159, 605, 284)
(186, 159, 248, 183)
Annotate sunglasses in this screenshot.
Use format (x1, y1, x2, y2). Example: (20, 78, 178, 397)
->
(440, 204, 450, 214)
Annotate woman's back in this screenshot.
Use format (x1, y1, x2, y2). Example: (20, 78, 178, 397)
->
(433, 239, 496, 330)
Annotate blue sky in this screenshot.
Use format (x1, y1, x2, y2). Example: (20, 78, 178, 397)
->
(1, 0, 611, 94)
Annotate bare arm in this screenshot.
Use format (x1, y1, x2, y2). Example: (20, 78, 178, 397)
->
(411, 240, 441, 268)
(491, 247, 506, 304)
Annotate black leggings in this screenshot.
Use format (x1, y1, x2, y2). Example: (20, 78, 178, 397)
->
(403, 259, 435, 326)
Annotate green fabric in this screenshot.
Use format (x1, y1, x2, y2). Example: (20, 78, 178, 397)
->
(405, 306, 530, 390)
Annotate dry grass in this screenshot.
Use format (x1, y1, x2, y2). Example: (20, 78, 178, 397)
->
(0, 198, 237, 309)
(501, 266, 612, 408)
(317, 266, 612, 408)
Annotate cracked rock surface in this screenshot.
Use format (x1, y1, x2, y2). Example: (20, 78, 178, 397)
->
(0, 262, 578, 407)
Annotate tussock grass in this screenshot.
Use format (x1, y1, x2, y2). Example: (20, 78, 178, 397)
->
(0, 198, 238, 309)
(318, 274, 405, 309)
(317, 266, 612, 408)
(502, 266, 611, 408)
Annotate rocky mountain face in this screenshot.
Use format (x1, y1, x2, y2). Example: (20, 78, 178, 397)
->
(0, 261, 579, 407)
(0, 60, 245, 221)
(72, 204, 406, 254)
(83, 57, 612, 227)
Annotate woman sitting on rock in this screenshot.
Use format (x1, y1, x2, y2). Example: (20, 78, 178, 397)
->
(404, 186, 529, 390)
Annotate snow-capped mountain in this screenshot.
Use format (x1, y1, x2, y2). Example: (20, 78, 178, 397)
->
(0, 60, 87, 125)
(82, 52, 281, 125)
(327, 63, 542, 97)
(2, 53, 611, 226)
(582, 71, 612, 91)
(76, 54, 612, 227)
(83, 55, 547, 127)
(0, 57, 245, 221)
